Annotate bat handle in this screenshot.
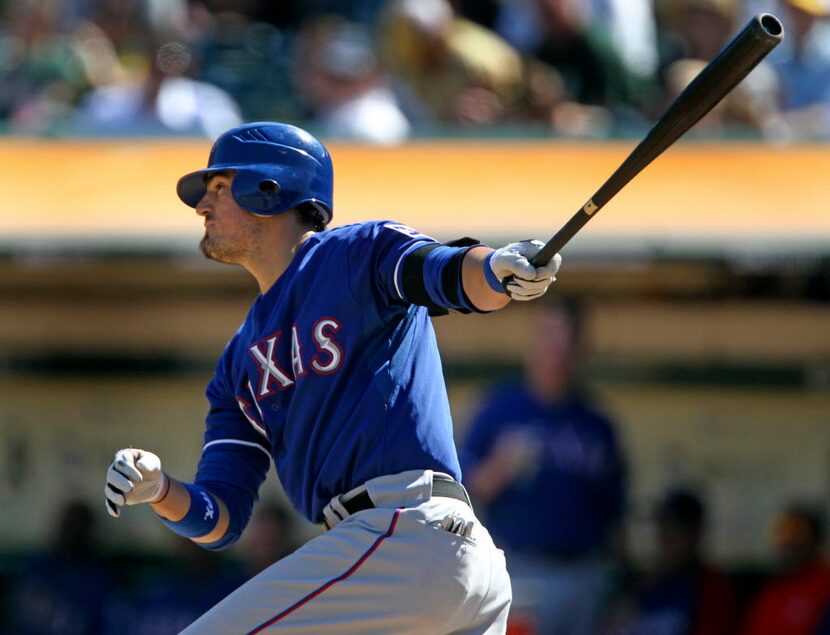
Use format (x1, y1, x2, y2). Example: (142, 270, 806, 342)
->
(499, 202, 596, 292)
(528, 207, 593, 267)
(527, 193, 603, 267)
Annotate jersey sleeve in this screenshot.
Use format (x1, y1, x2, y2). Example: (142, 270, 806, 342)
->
(345, 221, 437, 307)
(345, 221, 484, 314)
(202, 361, 271, 453)
(193, 346, 272, 549)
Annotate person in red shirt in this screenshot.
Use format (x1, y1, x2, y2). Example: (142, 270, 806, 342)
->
(741, 504, 830, 635)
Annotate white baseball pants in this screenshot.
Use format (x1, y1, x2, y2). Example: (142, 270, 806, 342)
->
(180, 470, 512, 634)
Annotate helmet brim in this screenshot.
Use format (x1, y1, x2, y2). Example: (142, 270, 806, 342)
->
(176, 165, 245, 208)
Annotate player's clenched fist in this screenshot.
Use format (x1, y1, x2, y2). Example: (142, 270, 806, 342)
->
(105, 448, 169, 517)
(485, 240, 562, 301)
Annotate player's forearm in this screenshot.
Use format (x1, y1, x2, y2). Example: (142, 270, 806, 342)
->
(150, 474, 189, 520)
(462, 247, 511, 312)
(151, 475, 231, 545)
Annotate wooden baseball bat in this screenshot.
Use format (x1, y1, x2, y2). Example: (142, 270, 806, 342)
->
(527, 13, 784, 268)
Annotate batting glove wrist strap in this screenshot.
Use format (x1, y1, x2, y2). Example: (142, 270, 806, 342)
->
(483, 251, 508, 294)
(159, 482, 220, 539)
(150, 472, 171, 504)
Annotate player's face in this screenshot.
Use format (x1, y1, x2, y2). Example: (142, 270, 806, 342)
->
(196, 173, 261, 264)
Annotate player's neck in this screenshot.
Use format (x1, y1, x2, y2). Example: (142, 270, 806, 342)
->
(245, 218, 314, 294)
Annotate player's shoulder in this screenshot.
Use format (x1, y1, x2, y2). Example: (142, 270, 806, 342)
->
(213, 321, 247, 367)
(322, 220, 433, 242)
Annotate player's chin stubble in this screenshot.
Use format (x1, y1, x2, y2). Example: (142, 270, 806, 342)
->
(200, 234, 244, 264)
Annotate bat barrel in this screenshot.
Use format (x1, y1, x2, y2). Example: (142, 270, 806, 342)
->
(527, 13, 783, 268)
(591, 12, 784, 206)
(758, 13, 784, 38)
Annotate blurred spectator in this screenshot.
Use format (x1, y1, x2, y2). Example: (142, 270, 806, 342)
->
(89, 0, 149, 56)
(0, 0, 125, 133)
(253, 0, 387, 28)
(294, 16, 410, 144)
(144, 0, 189, 34)
(526, 0, 651, 135)
(494, 0, 546, 53)
(378, 0, 524, 126)
(741, 0, 781, 20)
(6, 499, 114, 635)
(740, 504, 830, 635)
(71, 35, 243, 138)
(658, 56, 779, 135)
(239, 500, 304, 576)
(195, 6, 303, 123)
(461, 298, 627, 635)
(653, 0, 780, 133)
(656, 0, 738, 68)
(765, 0, 830, 140)
(101, 536, 246, 635)
(457, 0, 503, 29)
(3, 0, 830, 139)
(605, 488, 739, 635)
(589, 0, 660, 79)
(495, 0, 659, 81)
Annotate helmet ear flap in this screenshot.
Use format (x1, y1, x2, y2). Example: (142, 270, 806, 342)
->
(232, 170, 283, 213)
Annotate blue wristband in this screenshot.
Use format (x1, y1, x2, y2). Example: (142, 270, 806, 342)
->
(159, 483, 220, 539)
(483, 251, 506, 294)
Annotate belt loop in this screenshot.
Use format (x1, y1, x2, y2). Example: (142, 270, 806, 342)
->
(321, 493, 351, 531)
(322, 471, 472, 531)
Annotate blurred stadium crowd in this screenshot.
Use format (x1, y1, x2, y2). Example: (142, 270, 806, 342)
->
(1, 0, 829, 142)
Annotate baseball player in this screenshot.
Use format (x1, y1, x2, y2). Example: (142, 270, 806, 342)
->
(104, 122, 562, 634)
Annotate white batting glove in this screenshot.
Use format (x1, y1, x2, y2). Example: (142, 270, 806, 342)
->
(105, 448, 168, 518)
(486, 240, 562, 301)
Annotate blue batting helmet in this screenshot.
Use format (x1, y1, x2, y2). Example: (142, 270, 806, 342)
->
(176, 122, 334, 223)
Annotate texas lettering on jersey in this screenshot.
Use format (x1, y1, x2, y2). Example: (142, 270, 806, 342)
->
(246, 317, 344, 398)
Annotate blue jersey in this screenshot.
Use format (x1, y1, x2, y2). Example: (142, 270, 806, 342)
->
(461, 380, 625, 555)
(196, 221, 462, 524)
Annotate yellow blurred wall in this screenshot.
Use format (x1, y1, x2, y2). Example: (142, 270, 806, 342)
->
(2, 139, 829, 244)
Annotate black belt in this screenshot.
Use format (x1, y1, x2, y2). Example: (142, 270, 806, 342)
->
(341, 474, 471, 516)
